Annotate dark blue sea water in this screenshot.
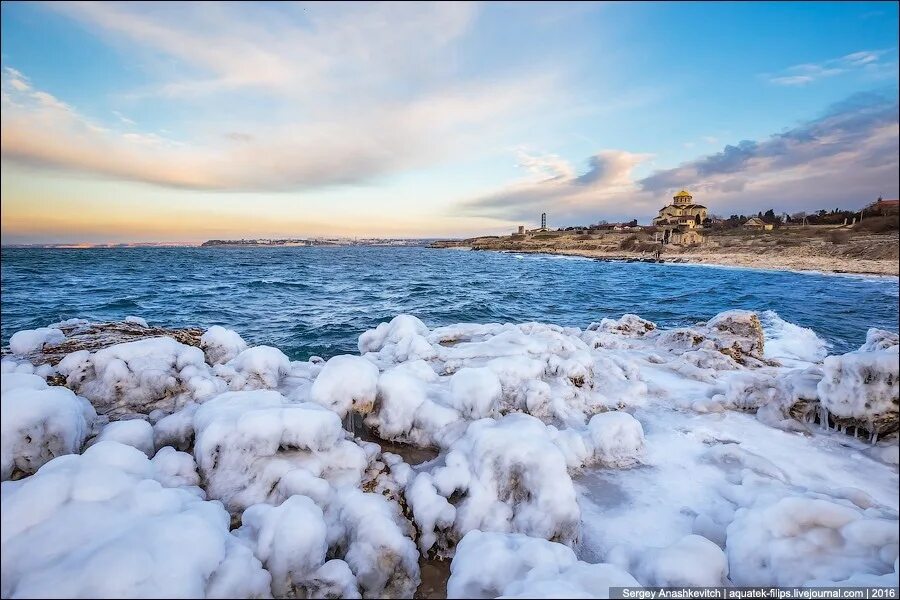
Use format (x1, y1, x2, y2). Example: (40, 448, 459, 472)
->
(1, 247, 897, 359)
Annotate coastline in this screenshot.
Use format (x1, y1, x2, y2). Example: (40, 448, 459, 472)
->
(448, 246, 900, 277)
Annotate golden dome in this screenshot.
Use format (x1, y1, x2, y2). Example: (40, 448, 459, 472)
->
(674, 189, 692, 198)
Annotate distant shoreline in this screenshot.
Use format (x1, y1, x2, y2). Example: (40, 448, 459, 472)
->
(431, 228, 900, 277)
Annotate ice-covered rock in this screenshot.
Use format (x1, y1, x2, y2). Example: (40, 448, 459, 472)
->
(587, 411, 644, 468)
(623, 534, 728, 587)
(704, 310, 766, 364)
(1, 378, 96, 481)
(88, 419, 155, 457)
(359, 314, 436, 363)
(309, 354, 380, 417)
(200, 325, 248, 365)
(817, 345, 899, 438)
(124, 315, 148, 328)
(192, 390, 369, 513)
(448, 367, 502, 419)
(726, 495, 899, 586)
(860, 328, 900, 352)
(215, 345, 291, 390)
(413, 414, 580, 555)
(448, 531, 639, 599)
(8, 327, 65, 355)
(56, 337, 224, 420)
(235, 495, 336, 597)
(325, 488, 420, 598)
(0, 442, 271, 598)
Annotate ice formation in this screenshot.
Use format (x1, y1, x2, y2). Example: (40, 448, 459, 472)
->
(1, 309, 897, 598)
(0, 442, 271, 599)
(191, 390, 369, 512)
(8, 327, 65, 356)
(200, 325, 248, 365)
(1, 376, 96, 481)
(56, 337, 223, 419)
(727, 496, 899, 586)
(447, 531, 639, 599)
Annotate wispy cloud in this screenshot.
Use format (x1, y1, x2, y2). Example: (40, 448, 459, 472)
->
(766, 49, 894, 86)
(461, 91, 899, 222)
(1, 2, 568, 191)
(460, 150, 654, 223)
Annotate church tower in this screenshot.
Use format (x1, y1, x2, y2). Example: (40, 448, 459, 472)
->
(673, 190, 693, 206)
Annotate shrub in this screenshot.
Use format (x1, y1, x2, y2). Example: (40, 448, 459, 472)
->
(619, 235, 640, 250)
(827, 230, 851, 244)
(854, 215, 899, 233)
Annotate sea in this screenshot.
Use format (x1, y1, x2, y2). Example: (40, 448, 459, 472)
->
(1, 246, 897, 360)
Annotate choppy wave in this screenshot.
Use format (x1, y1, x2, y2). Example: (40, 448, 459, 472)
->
(1, 246, 897, 360)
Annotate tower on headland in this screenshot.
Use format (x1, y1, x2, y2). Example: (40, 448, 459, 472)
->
(541, 212, 547, 230)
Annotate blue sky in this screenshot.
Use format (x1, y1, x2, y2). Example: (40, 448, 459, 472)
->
(1, 1, 898, 243)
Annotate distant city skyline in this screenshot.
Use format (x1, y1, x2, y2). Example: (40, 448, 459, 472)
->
(1, 1, 898, 244)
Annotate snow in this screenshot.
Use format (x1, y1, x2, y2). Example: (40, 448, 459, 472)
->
(817, 345, 899, 427)
(124, 315, 148, 328)
(448, 367, 502, 419)
(8, 327, 65, 355)
(727, 495, 899, 586)
(235, 495, 331, 597)
(448, 531, 639, 599)
(587, 411, 644, 468)
(415, 414, 580, 554)
(0, 441, 271, 599)
(192, 390, 369, 512)
(309, 354, 379, 417)
(200, 325, 248, 365)
(88, 419, 155, 457)
(1, 378, 96, 481)
(215, 345, 291, 390)
(56, 337, 223, 420)
(2, 310, 897, 596)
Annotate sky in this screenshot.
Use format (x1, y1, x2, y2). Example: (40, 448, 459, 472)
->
(1, 1, 898, 244)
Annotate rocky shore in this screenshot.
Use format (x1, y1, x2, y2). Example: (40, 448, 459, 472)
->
(2, 313, 898, 597)
(432, 228, 900, 276)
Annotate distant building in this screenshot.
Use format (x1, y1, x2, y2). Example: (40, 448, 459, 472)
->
(653, 189, 707, 245)
(541, 212, 547, 230)
(652, 190, 708, 228)
(744, 217, 774, 231)
(517, 225, 526, 235)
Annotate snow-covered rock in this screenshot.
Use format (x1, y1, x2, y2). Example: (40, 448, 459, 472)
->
(56, 337, 224, 420)
(817, 345, 899, 437)
(413, 414, 580, 555)
(88, 419, 155, 457)
(124, 316, 148, 328)
(8, 327, 65, 355)
(587, 411, 644, 468)
(192, 390, 369, 513)
(0, 442, 271, 598)
(215, 345, 291, 390)
(726, 495, 899, 586)
(309, 354, 380, 417)
(200, 325, 248, 365)
(448, 531, 639, 599)
(235, 495, 336, 597)
(1, 378, 96, 481)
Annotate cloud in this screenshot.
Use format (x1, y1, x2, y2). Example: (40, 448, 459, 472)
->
(112, 110, 136, 125)
(1, 2, 566, 191)
(461, 91, 899, 224)
(638, 91, 899, 214)
(766, 49, 894, 86)
(461, 150, 654, 223)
